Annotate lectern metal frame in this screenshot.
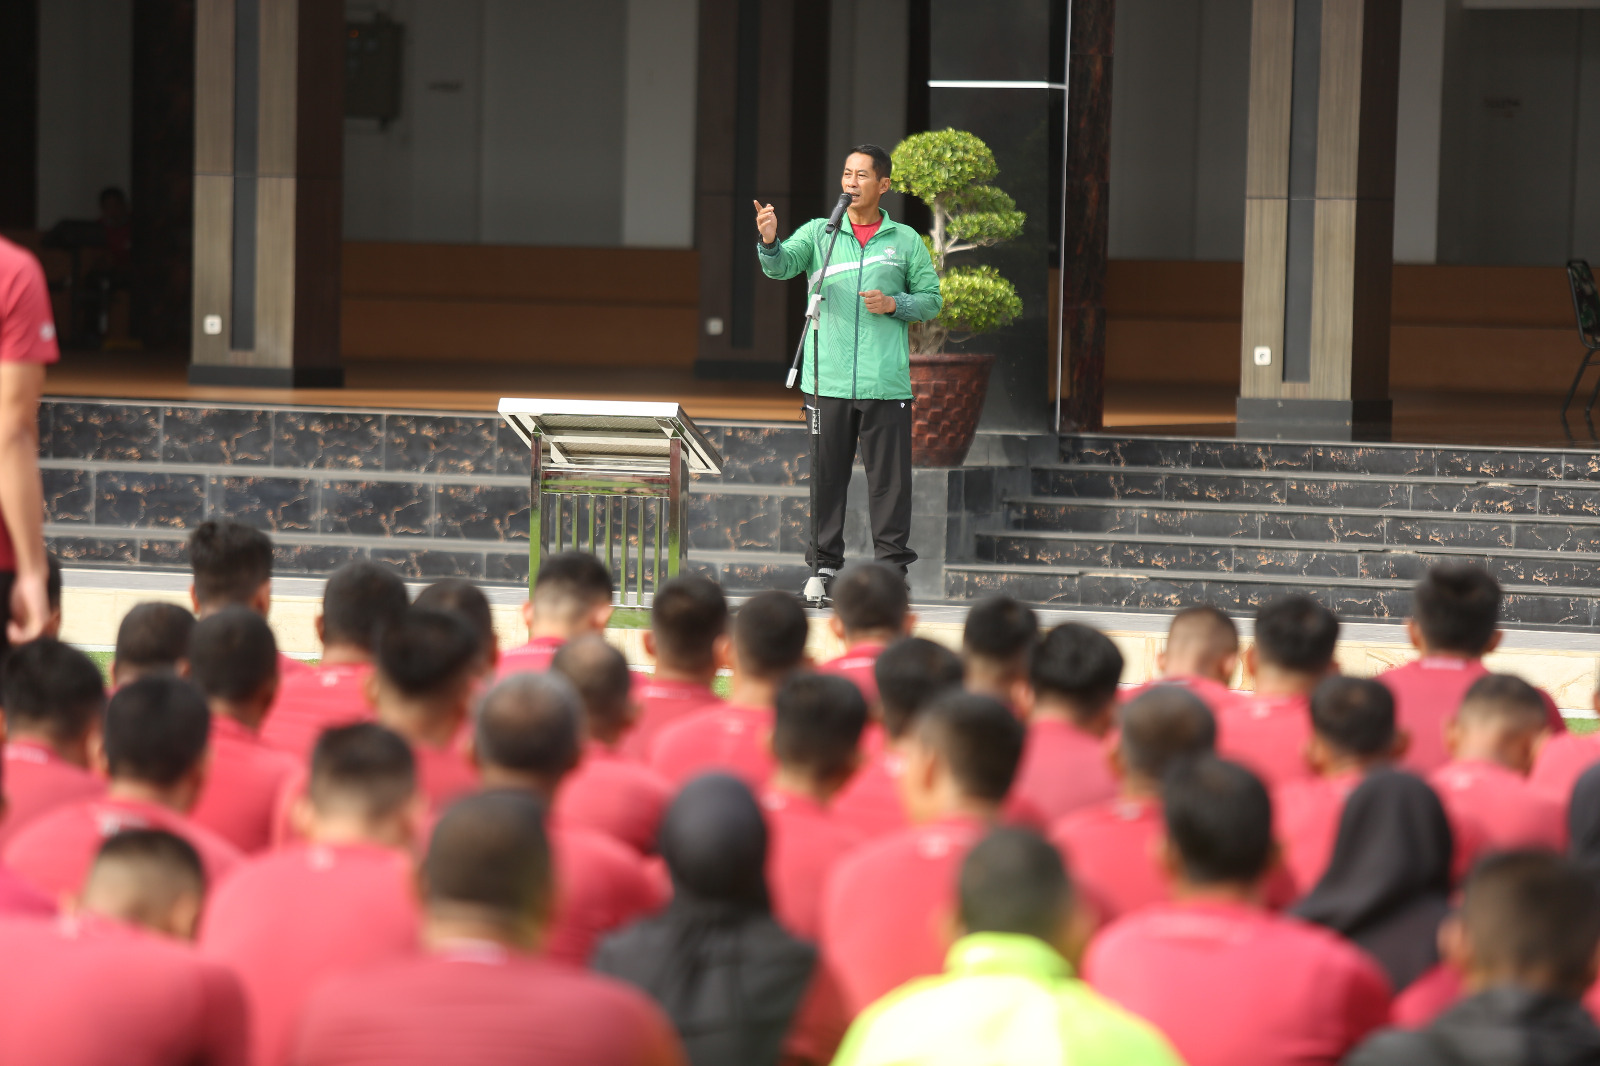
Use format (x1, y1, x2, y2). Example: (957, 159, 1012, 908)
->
(497, 398, 723, 605)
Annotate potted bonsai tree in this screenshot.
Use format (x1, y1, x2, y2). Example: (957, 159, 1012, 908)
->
(891, 128, 1025, 466)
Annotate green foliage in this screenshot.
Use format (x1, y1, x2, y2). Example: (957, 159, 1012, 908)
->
(938, 266, 1023, 336)
(891, 129, 999, 203)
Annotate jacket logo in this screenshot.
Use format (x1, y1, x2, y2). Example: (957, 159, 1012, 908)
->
(883, 247, 896, 257)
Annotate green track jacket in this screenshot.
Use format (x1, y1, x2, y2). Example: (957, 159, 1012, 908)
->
(758, 207, 943, 400)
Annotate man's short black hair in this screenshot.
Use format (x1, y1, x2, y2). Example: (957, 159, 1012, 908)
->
(848, 143, 892, 181)
(1457, 673, 1548, 735)
(424, 789, 553, 922)
(115, 602, 196, 676)
(733, 591, 810, 678)
(1310, 676, 1396, 757)
(1253, 595, 1339, 674)
(1119, 686, 1217, 781)
(773, 673, 867, 782)
(650, 576, 727, 672)
(915, 691, 1026, 803)
(531, 552, 613, 623)
(963, 595, 1040, 662)
(188, 607, 278, 703)
(321, 560, 409, 651)
(959, 828, 1072, 942)
(187, 521, 274, 609)
(551, 636, 633, 737)
(1031, 623, 1124, 723)
(1413, 565, 1501, 656)
(875, 636, 964, 738)
(1462, 850, 1600, 997)
(103, 676, 211, 787)
(832, 562, 909, 635)
(1162, 756, 1274, 886)
(376, 607, 481, 702)
(474, 673, 584, 780)
(90, 828, 204, 897)
(309, 722, 418, 821)
(0, 637, 105, 745)
(414, 578, 495, 661)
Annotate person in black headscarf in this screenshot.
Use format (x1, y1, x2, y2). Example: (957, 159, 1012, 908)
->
(592, 773, 843, 1066)
(1292, 767, 1453, 992)
(1569, 761, 1600, 881)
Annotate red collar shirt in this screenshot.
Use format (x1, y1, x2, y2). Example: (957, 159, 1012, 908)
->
(0, 740, 104, 848)
(1430, 758, 1565, 853)
(620, 678, 722, 761)
(761, 785, 863, 940)
(0, 864, 53, 918)
(190, 715, 304, 853)
(830, 748, 909, 841)
(545, 825, 668, 966)
(496, 636, 566, 679)
(648, 703, 775, 788)
(1530, 731, 1600, 804)
(411, 741, 481, 813)
(1215, 691, 1314, 786)
(0, 238, 60, 572)
(1013, 717, 1117, 823)
(1051, 796, 1169, 922)
(261, 663, 376, 760)
(555, 741, 673, 855)
(1380, 658, 1567, 775)
(1273, 770, 1364, 897)
(1121, 674, 1237, 714)
(819, 643, 887, 706)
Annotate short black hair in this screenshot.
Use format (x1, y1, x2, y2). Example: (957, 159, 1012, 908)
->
(1413, 565, 1501, 656)
(474, 673, 584, 780)
(959, 828, 1072, 941)
(650, 576, 728, 672)
(309, 722, 418, 821)
(772, 672, 868, 782)
(915, 691, 1026, 803)
(103, 676, 211, 787)
(115, 602, 196, 675)
(1310, 676, 1396, 757)
(1030, 623, 1124, 724)
(1253, 595, 1339, 673)
(0, 637, 105, 745)
(46, 555, 61, 611)
(847, 143, 892, 181)
(424, 789, 553, 922)
(875, 636, 964, 738)
(414, 578, 495, 661)
(733, 590, 810, 678)
(1457, 673, 1547, 735)
(1165, 605, 1238, 662)
(188, 606, 278, 702)
(551, 636, 633, 737)
(531, 552, 613, 624)
(963, 595, 1040, 662)
(187, 521, 274, 609)
(832, 562, 909, 635)
(89, 828, 204, 898)
(1119, 685, 1217, 781)
(1462, 850, 1600, 997)
(376, 607, 482, 703)
(321, 560, 409, 651)
(1162, 756, 1274, 886)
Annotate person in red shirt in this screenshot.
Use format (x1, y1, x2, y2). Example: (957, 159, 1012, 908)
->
(820, 561, 916, 709)
(1014, 623, 1121, 822)
(288, 789, 685, 1066)
(187, 520, 309, 681)
(202, 722, 423, 1066)
(550, 637, 673, 855)
(1528, 671, 1600, 804)
(1085, 755, 1391, 1066)
(1432, 674, 1564, 854)
(371, 607, 482, 812)
(763, 672, 867, 939)
(650, 590, 811, 787)
(0, 235, 59, 655)
(0, 637, 106, 848)
(416, 577, 500, 680)
(1052, 685, 1217, 922)
(498, 550, 614, 678)
(622, 575, 730, 760)
(831, 636, 965, 840)
(261, 560, 410, 759)
(961, 594, 1039, 710)
(1215, 595, 1340, 786)
(111, 600, 196, 686)
(4, 675, 244, 900)
(473, 672, 667, 964)
(1121, 604, 1240, 711)
(821, 689, 1027, 1014)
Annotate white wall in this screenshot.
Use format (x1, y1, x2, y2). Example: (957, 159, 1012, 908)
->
(36, 0, 132, 230)
(620, 0, 699, 247)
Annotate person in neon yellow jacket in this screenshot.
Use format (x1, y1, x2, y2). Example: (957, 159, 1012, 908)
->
(830, 828, 1185, 1066)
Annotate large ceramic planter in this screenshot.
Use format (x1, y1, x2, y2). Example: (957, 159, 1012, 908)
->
(909, 351, 995, 467)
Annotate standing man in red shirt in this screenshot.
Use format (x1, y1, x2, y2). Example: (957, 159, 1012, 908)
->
(202, 723, 423, 1066)
(371, 607, 482, 811)
(1121, 605, 1239, 710)
(624, 575, 729, 760)
(0, 637, 106, 848)
(188, 520, 309, 679)
(0, 235, 59, 656)
(961, 595, 1039, 710)
(820, 562, 916, 708)
(1085, 756, 1391, 1066)
(1014, 623, 1121, 822)
(288, 790, 685, 1066)
(498, 551, 613, 677)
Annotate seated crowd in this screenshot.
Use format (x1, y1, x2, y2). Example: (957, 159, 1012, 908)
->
(2, 523, 1600, 1065)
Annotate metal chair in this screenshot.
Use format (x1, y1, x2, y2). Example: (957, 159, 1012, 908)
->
(1562, 259, 1600, 419)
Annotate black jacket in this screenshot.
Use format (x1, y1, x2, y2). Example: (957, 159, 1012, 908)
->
(1346, 987, 1600, 1066)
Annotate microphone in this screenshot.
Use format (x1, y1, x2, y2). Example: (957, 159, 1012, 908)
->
(824, 191, 852, 234)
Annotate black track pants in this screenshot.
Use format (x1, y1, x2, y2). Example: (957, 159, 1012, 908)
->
(807, 396, 917, 574)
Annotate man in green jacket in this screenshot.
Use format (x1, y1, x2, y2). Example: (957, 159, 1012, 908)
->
(830, 828, 1185, 1066)
(754, 144, 943, 600)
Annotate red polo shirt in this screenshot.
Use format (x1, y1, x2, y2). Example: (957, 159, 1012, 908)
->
(496, 636, 566, 678)
(1379, 657, 1566, 775)
(190, 715, 304, 854)
(1430, 758, 1565, 853)
(545, 824, 667, 966)
(261, 662, 376, 760)
(619, 677, 722, 761)
(279, 652, 312, 679)
(761, 785, 863, 940)
(1273, 769, 1363, 896)
(0, 865, 53, 918)
(289, 942, 684, 1066)
(648, 702, 775, 788)
(0, 740, 104, 848)
(201, 841, 420, 1066)
(1085, 900, 1392, 1066)
(831, 748, 908, 840)
(1120, 674, 1237, 713)
(1013, 717, 1117, 822)
(411, 741, 480, 812)
(1214, 690, 1314, 786)
(1051, 796, 1168, 922)
(820, 814, 985, 1014)
(1392, 963, 1462, 1028)
(0, 913, 247, 1066)
(819, 642, 887, 706)
(0, 238, 60, 572)
(1531, 731, 1600, 804)
(554, 741, 673, 855)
